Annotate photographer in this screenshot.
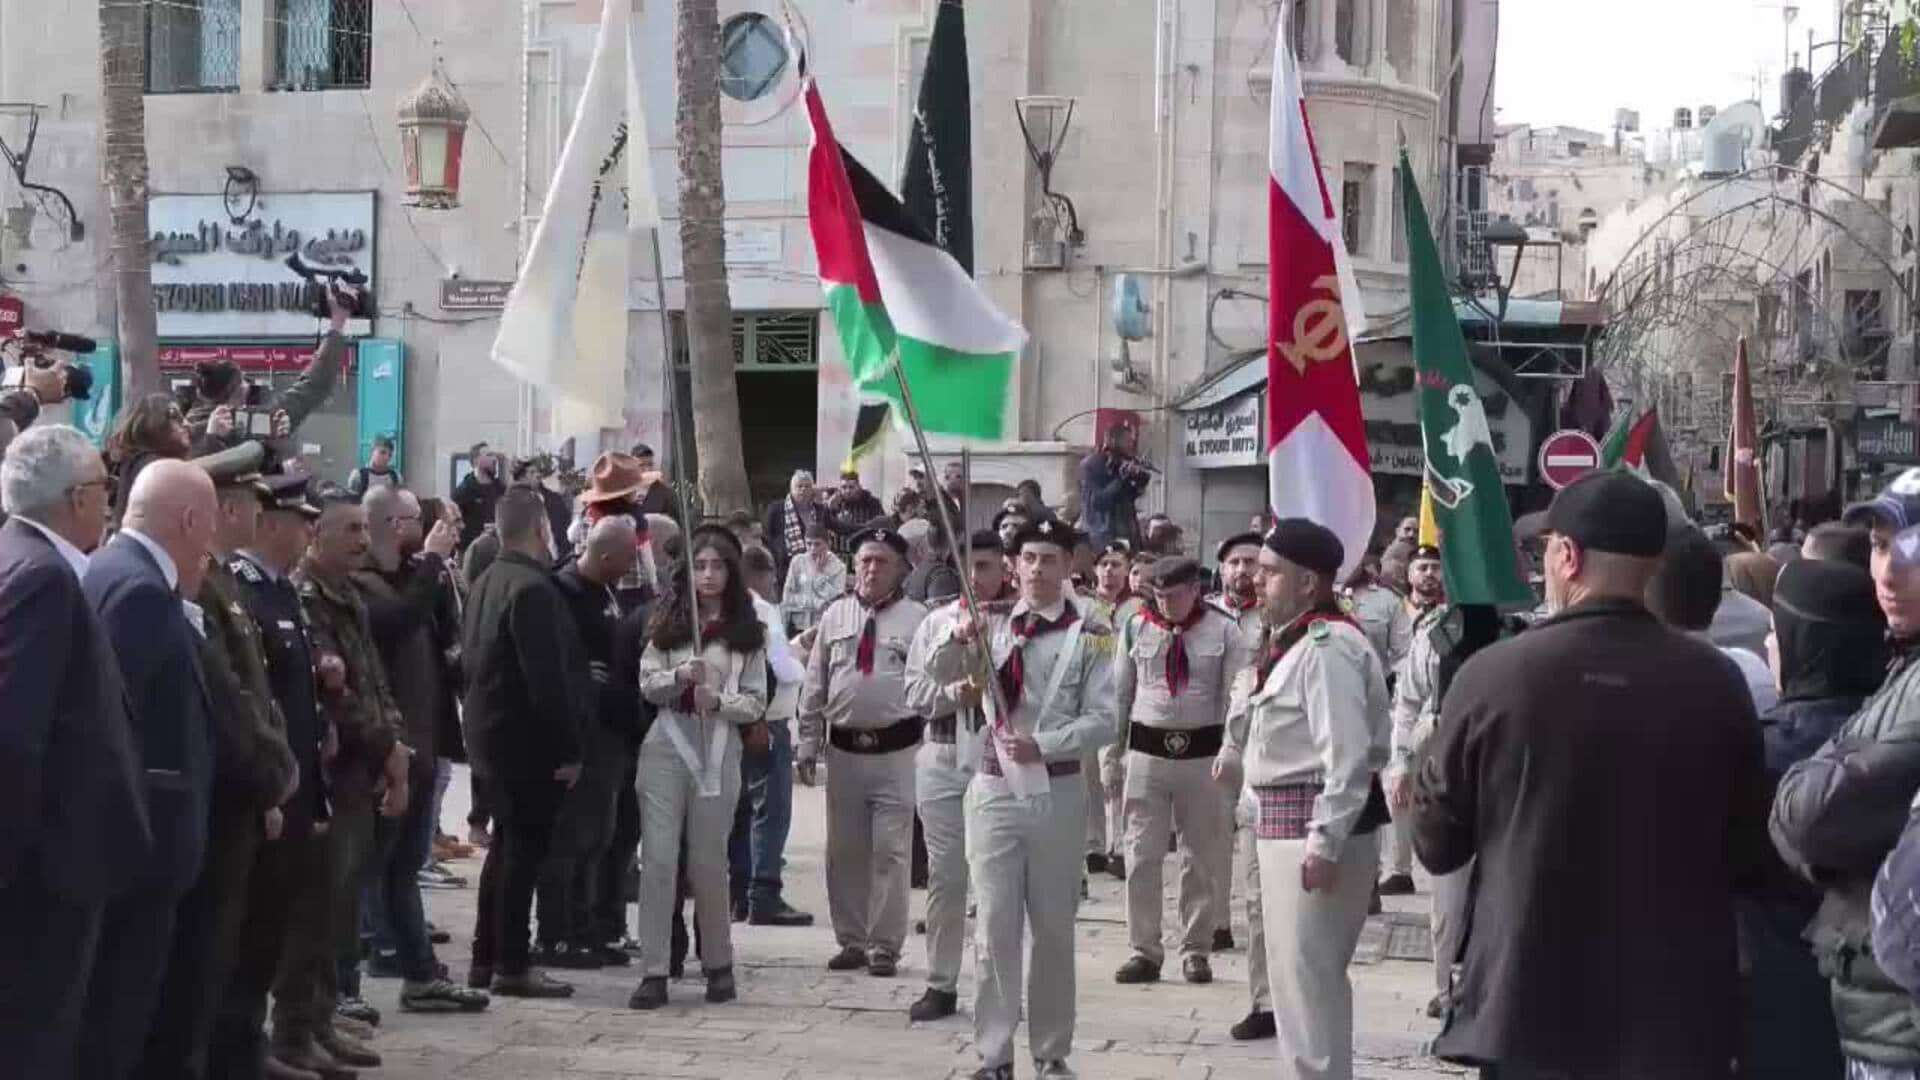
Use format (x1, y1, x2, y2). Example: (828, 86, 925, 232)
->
(1078, 422, 1151, 549)
(1, 334, 92, 434)
(187, 282, 358, 454)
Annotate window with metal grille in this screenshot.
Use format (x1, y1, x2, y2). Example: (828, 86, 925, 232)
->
(670, 311, 820, 370)
(274, 0, 372, 91)
(147, 0, 242, 93)
(1341, 162, 1374, 258)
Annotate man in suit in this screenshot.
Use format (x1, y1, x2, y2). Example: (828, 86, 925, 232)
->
(0, 424, 148, 1079)
(80, 457, 220, 1079)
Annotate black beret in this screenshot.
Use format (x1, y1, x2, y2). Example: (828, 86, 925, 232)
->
(1411, 543, 1441, 562)
(851, 525, 910, 559)
(1096, 539, 1133, 560)
(1263, 518, 1344, 577)
(965, 528, 1005, 555)
(1544, 470, 1667, 558)
(1010, 517, 1079, 554)
(1150, 555, 1205, 588)
(1215, 531, 1264, 563)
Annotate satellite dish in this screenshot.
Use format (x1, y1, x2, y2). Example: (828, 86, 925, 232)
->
(1112, 273, 1150, 342)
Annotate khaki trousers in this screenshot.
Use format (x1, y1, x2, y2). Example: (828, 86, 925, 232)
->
(1257, 830, 1381, 1080)
(967, 778, 1085, 1070)
(825, 742, 917, 960)
(1122, 752, 1231, 964)
(1380, 805, 1415, 878)
(1235, 800, 1271, 1010)
(1431, 859, 1473, 994)
(916, 788, 968, 993)
(636, 721, 742, 979)
(1082, 751, 1121, 856)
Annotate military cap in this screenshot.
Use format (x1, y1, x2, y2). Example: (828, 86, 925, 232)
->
(1263, 518, 1344, 577)
(1215, 531, 1265, 563)
(851, 524, 910, 559)
(260, 471, 320, 519)
(1010, 517, 1080, 554)
(189, 440, 271, 498)
(1411, 543, 1442, 563)
(1150, 555, 1206, 588)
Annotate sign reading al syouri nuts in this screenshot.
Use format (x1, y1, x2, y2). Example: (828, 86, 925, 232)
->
(1184, 393, 1263, 468)
(148, 191, 376, 338)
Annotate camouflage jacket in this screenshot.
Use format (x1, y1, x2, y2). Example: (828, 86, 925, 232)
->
(297, 560, 403, 810)
(197, 556, 299, 814)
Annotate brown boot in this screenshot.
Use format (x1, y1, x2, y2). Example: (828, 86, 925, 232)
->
(271, 1041, 356, 1080)
(263, 1055, 322, 1080)
(315, 1027, 381, 1069)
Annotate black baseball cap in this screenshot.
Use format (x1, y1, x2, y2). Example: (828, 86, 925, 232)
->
(1844, 468, 1920, 532)
(1543, 470, 1668, 558)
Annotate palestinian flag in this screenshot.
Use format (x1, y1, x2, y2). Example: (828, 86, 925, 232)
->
(805, 80, 1022, 449)
(1601, 405, 1686, 493)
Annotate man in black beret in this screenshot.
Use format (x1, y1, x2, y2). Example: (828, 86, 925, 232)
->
(1211, 518, 1391, 1078)
(1110, 554, 1254, 989)
(1411, 470, 1769, 1078)
(797, 525, 929, 978)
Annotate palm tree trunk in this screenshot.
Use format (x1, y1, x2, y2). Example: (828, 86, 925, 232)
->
(100, 0, 160, 400)
(674, 0, 751, 516)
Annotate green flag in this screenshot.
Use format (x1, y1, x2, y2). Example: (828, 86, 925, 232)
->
(1399, 151, 1533, 607)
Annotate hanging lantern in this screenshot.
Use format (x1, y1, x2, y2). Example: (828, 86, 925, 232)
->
(397, 71, 470, 210)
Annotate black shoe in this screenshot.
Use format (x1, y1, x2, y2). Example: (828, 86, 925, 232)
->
(592, 944, 632, 967)
(1085, 852, 1108, 875)
(915, 919, 928, 935)
(748, 899, 815, 927)
(705, 966, 737, 1003)
(428, 922, 452, 945)
(909, 987, 958, 1022)
(1211, 928, 1235, 952)
(491, 970, 574, 998)
(970, 1067, 1013, 1080)
(364, 951, 402, 979)
(628, 976, 669, 1011)
(1114, 955, 1161, 984)
(868, 952, 898, 978)
(1230, 1009, 1276, 1041)
(1106, 853, 1126, 881)
(827, 945, 869, 972)
(1182, 955, 1213, 984)
(466, 964, 492, 990)
(534, 942, 602, 970)
(399, 977, 491, 1013)
(1368, 886, 1383, 916)
(1378, 873, 1416, 896)
(731, 898, 749, 923)
(1425, 990, 1452, 1019)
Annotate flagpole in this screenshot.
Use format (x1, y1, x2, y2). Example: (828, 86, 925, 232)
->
(650, 227, 702, 656)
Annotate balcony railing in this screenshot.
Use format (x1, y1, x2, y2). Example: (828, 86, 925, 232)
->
(1874, 29, 1920, 148)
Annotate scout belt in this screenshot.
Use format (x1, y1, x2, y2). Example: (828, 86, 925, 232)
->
(828, 715, 925, 755)
(979, 750, 1081, 779)
(927, 714, 958, 744)
(1251, 773, 1390, 841)
(1127, 722, 1224, 760)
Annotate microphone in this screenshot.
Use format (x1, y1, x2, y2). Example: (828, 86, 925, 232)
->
(22, 330, 98, 354)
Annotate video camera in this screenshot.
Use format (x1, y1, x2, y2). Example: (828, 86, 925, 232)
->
(2, 329, 97, 402)
(285, 253, 371, 320)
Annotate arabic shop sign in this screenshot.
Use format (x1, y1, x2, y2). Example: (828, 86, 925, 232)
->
(149, 192, 376, 337)
(1184, 392, 1263, 468)
(1859, 416, 1920, 464)
(1357, 345, 1531, 483)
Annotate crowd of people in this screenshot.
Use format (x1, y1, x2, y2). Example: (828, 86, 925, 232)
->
(18, 318, 1920, 1080)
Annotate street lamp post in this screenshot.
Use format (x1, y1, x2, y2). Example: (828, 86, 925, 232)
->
(1483, 214, 1530, 323)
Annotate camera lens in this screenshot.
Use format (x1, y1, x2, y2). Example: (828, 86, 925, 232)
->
(65, 365, 94, 402)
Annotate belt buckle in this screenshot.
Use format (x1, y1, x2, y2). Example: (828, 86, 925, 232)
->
(855, 730, 879, 751)
(1164, 731, 1191, 756)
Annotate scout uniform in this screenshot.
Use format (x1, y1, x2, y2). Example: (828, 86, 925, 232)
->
(1113, 557, 1254, 984)
(143, 451, 299, 1077)
(1390, 602, 1466, 1005)
(926, 519, 1116, 1080)
(903, 594, 1002, 1019)
(798, 526, 930, 974)
(1088, 590, 1142, 874)
(1212, 529, 1271, 1013)
(1218, 521, 1391, 1080)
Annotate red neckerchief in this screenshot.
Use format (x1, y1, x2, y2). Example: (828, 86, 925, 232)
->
(997, 605, 1081, 709)
(855, 591, 902, 675)
(1141, 603, 1209, 695)
(1220, 589, 1259, 615)
(1255, 604, 1357, 687)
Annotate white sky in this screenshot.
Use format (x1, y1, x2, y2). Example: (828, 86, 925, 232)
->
(1495, 0, 1840, 134)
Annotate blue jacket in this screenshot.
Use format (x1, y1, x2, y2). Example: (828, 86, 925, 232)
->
(84, 532, 215, 895)
(1077, 450, 1147, 549)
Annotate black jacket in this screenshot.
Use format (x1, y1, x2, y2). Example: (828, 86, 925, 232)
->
(1077, 450, 1147, 548)
(1412, 598, 1769, 1077)
(461, 550, 589, 793)
(453, 473, 506, 549)
(0, 518, 150, 901)
(353, 554, 455, 776)
(1772, 645, 1920, 1065)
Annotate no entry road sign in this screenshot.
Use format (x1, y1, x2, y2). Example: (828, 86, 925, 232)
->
(1537, 429, 1602, 490)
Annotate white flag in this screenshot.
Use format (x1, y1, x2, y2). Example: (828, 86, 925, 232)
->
(492, 0, 658, 433)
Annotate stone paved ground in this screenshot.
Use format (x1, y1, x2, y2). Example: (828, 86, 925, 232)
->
(363, 767, 1465, 1079)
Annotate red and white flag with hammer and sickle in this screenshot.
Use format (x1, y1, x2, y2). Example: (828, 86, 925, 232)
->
(1265, 16, 1373, 577)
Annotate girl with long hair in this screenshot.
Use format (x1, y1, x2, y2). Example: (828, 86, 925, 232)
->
(628, 524, 768, 1011)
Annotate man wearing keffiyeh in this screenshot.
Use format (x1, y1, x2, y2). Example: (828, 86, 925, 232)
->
(796, 526, 929, 978)
(1111, 555, 1254, 989)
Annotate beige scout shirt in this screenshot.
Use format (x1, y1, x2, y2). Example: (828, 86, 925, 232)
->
(924, 594, 1117, 768)
(1221, 616, 1390, 860)
(799, 592, 931, 759)
(1114, 606, 1254, 744)
(1389, 604, 1448, 779)
(905, 599, 985, 802)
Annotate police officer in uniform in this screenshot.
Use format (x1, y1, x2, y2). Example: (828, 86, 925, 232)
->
(927, 518, 1116, 1080)
(1212, 531, 1276, 1040)
(140, 445, 301, 1078)
(222, 475, 345, 1077)
(1214, 519, 1391, 1080)
(902, 529, 1009, 1022)
(1111, 555, 1254, 987)
(798, 525, 930, 977)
